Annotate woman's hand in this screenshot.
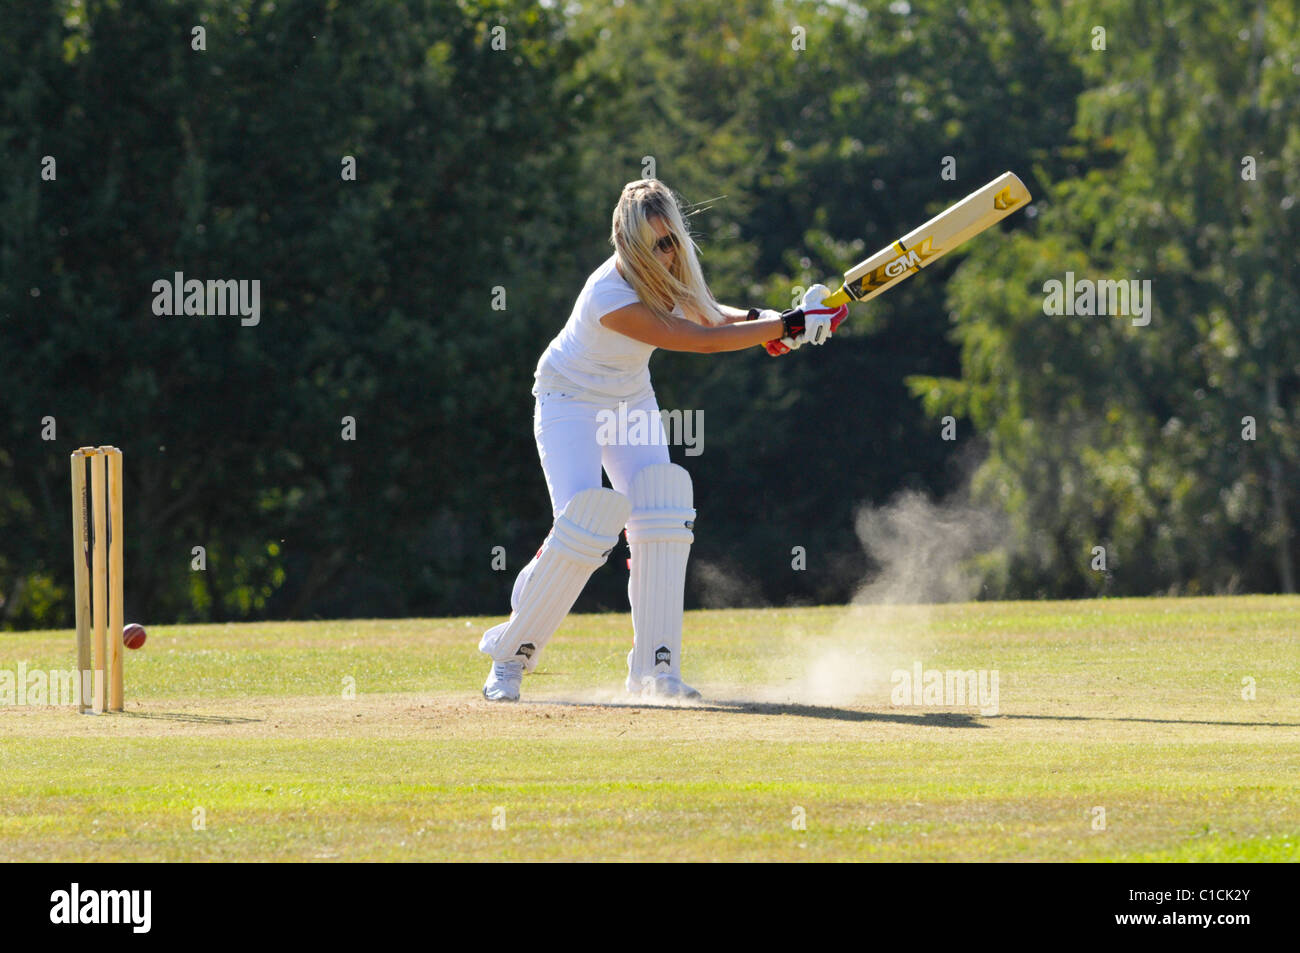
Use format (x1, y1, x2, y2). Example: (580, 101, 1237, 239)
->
(761, 286, 849, 356)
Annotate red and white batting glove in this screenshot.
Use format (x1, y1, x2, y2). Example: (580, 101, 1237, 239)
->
(755, 284, 849, 356)
(801, 284, 849, 340)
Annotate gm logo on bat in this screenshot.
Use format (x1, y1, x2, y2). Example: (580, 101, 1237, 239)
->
(857, 237, 937, 293)
(884, 243, 927, 278)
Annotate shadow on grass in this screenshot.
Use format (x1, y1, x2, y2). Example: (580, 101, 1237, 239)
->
(532, 698, 987, 728)
(118, 711, 263, 725)
(529, 700, 1300, 729)
(986, 713, 1300, 728)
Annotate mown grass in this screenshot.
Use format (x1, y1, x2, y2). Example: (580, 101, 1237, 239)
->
(1, 596, 1297, 861)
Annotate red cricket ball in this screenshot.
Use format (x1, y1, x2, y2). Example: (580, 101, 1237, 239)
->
(123, 623, 147, 649)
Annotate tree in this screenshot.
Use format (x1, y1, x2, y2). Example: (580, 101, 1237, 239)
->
(914, 0, 1299, 595)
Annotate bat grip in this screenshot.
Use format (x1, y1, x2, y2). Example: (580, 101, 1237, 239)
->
(821, 287, 851, 308)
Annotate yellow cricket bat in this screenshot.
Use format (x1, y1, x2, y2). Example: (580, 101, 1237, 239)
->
(822, 171, 1032, 308)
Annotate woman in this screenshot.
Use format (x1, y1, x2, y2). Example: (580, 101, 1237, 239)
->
(479, 178, 845, 702)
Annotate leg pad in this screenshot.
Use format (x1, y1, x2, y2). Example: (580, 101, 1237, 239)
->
(626, 464, 695, 685)
(480, 487, 631, 671)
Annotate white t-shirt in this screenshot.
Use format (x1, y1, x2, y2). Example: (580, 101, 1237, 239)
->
(533, 255, 681, 403)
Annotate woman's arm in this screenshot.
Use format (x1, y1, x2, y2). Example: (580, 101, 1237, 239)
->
(600, 303, 784, 354)
(712, 303, 755, 324)
(681, 301, 754, 325)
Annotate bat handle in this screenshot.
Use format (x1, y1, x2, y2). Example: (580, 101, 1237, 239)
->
(821, 286, 851, 308)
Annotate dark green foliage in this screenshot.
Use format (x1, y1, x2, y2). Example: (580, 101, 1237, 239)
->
(918, 1, 1300, 597)
(2, 0, 1291, 628)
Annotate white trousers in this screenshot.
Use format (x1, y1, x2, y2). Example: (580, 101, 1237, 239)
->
(489, 390, 691, 676)
(503, 389, 671, 616)
(533, 390, 671, 518)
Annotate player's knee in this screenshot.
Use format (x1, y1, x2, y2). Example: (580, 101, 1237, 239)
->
(626, 464, 695, 545)
(550, 487, 632, 565)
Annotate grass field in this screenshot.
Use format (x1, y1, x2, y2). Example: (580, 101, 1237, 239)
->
(1, 596, 1297, 861)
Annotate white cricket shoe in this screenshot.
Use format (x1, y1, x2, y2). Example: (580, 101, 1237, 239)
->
(634, 673, 702, 700)
(483, 658, 525, 702)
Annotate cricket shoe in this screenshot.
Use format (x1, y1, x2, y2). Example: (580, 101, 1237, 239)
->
(483, 658, 525, 702)
(633, 673, 702, 700)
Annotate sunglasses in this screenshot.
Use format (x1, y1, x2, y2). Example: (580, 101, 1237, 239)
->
(653, 233, 679, 254)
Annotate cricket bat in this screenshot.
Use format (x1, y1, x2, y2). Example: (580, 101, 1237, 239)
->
(821, 171, 1031, 308)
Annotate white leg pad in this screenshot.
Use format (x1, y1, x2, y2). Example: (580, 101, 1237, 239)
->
(480, 488, 631, 671)
(625, 464, 695, 685)
(510, 552, 538, 612)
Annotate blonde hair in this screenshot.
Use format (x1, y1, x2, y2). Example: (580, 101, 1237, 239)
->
(610, 179, 724, 326)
